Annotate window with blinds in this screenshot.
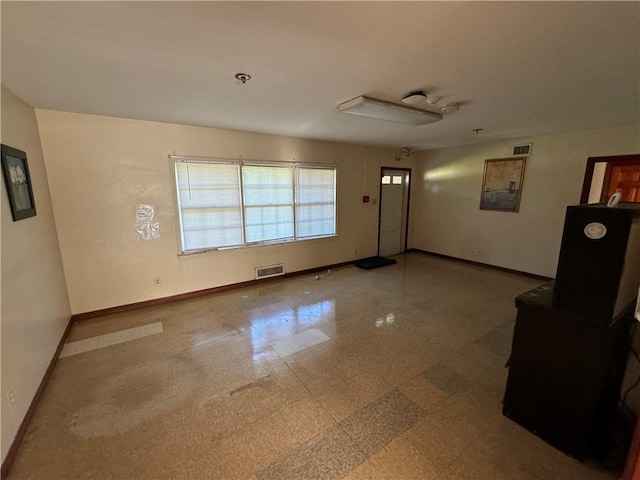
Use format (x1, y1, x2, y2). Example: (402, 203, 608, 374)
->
(242, 165, 294, 244)
(296, 167, 336, 238)
(174, 162, 243, 251)
(173, 158, 336, 254)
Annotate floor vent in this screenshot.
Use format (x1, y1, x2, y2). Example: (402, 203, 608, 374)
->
(256, 264, 285, 280)
(513, 143, 532, 156)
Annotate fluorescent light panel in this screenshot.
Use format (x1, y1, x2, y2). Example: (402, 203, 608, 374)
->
(338, 96, 442, 125)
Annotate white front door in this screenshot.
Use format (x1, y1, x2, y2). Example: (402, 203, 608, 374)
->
(379, 169, 409, 257)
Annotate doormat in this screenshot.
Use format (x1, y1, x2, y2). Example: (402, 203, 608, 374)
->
(354, 256, 397, 270)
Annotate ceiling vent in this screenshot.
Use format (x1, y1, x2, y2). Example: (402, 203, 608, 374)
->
(513, 143, 532, 156)
(256, 264, 285, 280)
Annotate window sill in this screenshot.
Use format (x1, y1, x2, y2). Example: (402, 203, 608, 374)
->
(178, 234, 338, 257)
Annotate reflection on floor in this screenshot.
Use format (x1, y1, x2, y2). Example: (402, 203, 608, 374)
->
(9, 253, 620, 479)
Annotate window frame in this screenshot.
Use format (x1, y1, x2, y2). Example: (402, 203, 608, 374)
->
(170, 156, 338, 256)
(295, 165, 337, 240)
(241, 163, 296, 246)
(173, 159, 245, 252)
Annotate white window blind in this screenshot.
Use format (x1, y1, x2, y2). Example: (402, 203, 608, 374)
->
(296, 167, 336, 238)
(174, 162, 243, 251)
(242, 165, 294, 244)
(173, 157, 337, 254)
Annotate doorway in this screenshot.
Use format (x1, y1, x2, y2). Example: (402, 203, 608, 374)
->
(378, 168, 411, 257)
(580, 154, 640, 204)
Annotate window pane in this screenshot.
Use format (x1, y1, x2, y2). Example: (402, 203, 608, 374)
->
(392, 175, 403, 184)
(296, 167, 336, 238)
(242, 165, 294, 243)
(382, 175, 391, 184)
(175, 160, 337, 252)
(175, 162, 243, 251)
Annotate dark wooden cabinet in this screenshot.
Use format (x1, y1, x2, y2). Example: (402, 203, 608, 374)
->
(503, 283, 634, 460)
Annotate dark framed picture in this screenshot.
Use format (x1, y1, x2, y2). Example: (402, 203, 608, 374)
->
(1, 144, 37, 221)
(479, 157, 527, 212)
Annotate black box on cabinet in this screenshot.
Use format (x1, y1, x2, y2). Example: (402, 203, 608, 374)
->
(552, 204, 640, 323)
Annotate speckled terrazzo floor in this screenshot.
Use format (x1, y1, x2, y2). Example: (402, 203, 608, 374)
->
(7, 253, 629, 479)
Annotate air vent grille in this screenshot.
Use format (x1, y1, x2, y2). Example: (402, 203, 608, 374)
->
(513, 144, 532, 156)
(256, 264, 285, 279)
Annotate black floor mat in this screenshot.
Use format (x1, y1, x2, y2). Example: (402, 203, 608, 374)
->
(354, 256, 397, 270)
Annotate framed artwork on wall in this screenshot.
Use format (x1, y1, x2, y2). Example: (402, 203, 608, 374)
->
(480, 157, 527, 212)
(1, 144, 37, 221)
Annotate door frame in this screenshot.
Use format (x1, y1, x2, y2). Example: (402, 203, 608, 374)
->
(377, 167, 412, 256)
(579, 154, 640, 204)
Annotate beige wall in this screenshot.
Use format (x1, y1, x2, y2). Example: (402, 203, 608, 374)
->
(410, 124, 640, 277)
(35, 110, 413, 314)
(1, 87, 71, 462)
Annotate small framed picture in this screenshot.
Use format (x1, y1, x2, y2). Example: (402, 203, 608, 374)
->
(480, 157, 527, 212)
(1, 144, 37, 221)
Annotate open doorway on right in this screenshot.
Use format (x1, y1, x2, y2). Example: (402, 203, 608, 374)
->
(580, 154, 640, 204)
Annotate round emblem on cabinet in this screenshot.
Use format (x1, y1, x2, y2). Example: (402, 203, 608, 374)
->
(584, 222, 607, 240)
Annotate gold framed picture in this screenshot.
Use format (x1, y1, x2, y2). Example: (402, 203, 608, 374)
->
(479, 157, 527, 212)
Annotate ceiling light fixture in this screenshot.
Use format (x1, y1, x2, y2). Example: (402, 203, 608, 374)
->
(235, 73, 251, 84)
(401, 90, 428, 105)
(402, 90, 442, 105)
(338, 96, 442, 125)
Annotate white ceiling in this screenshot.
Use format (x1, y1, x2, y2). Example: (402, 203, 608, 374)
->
(2, 1, 639, 150)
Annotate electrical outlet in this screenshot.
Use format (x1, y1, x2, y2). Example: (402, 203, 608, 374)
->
(153, 277, 162, 287)
(8, 390, 15, 406)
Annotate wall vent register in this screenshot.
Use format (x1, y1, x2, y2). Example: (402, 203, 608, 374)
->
(256, 264, 285, 280)
(513, 144, 532, 156)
